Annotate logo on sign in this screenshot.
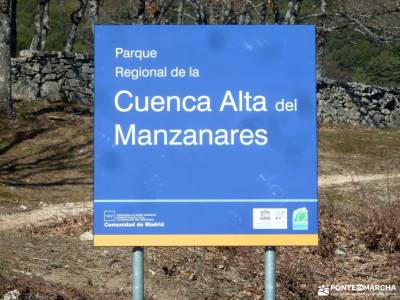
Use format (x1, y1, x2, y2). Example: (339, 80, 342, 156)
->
(292, 207, 308, 230)
(104, 210, 116, 222)
(317, 285, 330, 296)
(253, 208, 287, 229)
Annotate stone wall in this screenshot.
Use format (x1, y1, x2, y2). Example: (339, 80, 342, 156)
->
(318, 78, 400, 127)
(11, 50, 93, 104)
(10, 51, 400, 127)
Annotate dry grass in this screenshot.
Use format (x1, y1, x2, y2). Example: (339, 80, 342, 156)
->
(318, 126, 400, 175)
(351, 177, 400, 253)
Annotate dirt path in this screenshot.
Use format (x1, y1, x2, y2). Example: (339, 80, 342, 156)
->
(0, 202, 92, 231)
(1, 173, 399, 231)
(319, 173, 400, 187)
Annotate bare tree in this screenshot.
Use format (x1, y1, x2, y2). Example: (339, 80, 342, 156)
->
(0, 0, 12, 115)
(295, 0, 400, 79)
(65, 0, 87, 53)
(30, 0, 50, 51)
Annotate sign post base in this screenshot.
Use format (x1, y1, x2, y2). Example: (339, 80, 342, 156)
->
(264, 246, 276, 300)
(132, 247, 144, 300)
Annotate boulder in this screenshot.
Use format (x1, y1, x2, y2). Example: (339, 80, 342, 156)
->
(79, 231, 93, 241)
(12, 79, 39, 101)
(40, 81, 62, 101)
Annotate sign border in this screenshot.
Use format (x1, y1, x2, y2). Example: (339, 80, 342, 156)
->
(94, 234, 318, 246)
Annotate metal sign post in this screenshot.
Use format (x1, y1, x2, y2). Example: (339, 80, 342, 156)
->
(132, 247, 144, 300)
(93, 25, 317, 300)
(264, 246, 276, 300)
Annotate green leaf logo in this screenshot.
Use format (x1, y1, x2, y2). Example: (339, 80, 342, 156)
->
(292, 208, 308, 230)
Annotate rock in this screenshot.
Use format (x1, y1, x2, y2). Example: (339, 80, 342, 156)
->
(65, 70, 76, 79)
(358, 243, 367, 252)
(52, 63, 65, 73)
(344, 100, 353, 109)
(12, 79, 39, 101)
(79, 231, 93, 241)
(75, 53, 85, 60)
(81, 64, 91, 74)
(40, 81, 62, 101)
(19, 49, 35, 57)
(3, 289, 20, 300)
(19, 205, 27, 211)
(335, 248, 347, 257)
(351, 255, 365, 263)
(373, 114, 382, 123)
(41, 62, 52, 74)
(365, 116, 376, 127)
(110, 259, 123, 271)
(389, 111, 400, 127)
(149, 269, 156, 276)
(67, 79, 80, 87)
(30, 63, 40, 73)
(43, 73, 57, 81)
(69, 91, 90, 104)
(345, 109, 359, 120)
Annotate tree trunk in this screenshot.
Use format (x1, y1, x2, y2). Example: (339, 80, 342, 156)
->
(194, 0, 209, 24)
(87, 0, 98, 34)
(0, 0, 12, 115)
(238, 0, 251, 25)
(259, 0, 268, 24)
(220, 0, 235, 24)
(271, 0, 281, 24)
(10, 0, 16, 57)
(30, 0, 50, 51)
(153, 0, 171, 24)
(135, 0, 146, 24)
(284, 0, 302, 24)
(65, 0, 87, 53)
(177, 0, 184, 24)
(317, 0, 327, 79)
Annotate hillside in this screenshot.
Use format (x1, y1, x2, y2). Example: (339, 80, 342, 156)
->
(15, 0, 400, 87)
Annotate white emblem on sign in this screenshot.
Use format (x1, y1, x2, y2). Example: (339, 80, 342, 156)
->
(104, 210, 116, 222)
(253, 208, 287, 229)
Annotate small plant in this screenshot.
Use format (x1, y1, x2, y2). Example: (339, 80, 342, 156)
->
(277, 253, 318, 299)
(361, 199, 400, 252)
(317, 194, 337, 258)
(352, 175, 400, 253)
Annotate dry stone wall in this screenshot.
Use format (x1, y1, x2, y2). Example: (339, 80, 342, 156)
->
(10, 51, 400, 127)
(318, 78, 400, 127)
(11, 50, 93, 104)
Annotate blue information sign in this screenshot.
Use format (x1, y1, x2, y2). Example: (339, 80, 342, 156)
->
(94, 25, 317, 246)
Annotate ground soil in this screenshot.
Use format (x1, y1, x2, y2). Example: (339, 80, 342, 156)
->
(0, 101, 399, 299)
